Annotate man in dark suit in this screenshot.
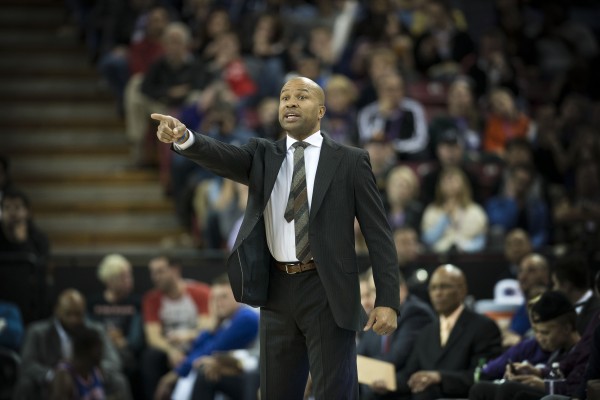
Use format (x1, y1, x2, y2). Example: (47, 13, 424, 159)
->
(358, 271, 436, 399)
(13, 289, 131, 400)
(552, 254, 600, 335)
(395, 264, 502, 400)
(152, 76, 400, 400)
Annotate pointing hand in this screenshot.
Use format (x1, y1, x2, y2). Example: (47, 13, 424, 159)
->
(151, 113, 188, 144)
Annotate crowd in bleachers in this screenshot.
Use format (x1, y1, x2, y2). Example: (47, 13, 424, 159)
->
(63, 0, 600, 261)
(2, 0, 600, 399)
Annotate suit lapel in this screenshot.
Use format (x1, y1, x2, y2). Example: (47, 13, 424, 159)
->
(263, 138, 287, 210)
(310, 133, 342, 222)
(436, 309, 468, 362)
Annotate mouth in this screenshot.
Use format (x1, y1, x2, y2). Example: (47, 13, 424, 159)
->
(284, 112, 300, 122)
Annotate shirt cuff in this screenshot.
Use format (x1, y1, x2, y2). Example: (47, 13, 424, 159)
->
(174, 129, 195, 150)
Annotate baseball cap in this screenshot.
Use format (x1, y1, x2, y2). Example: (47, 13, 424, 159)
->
(530, 290, 575, 323)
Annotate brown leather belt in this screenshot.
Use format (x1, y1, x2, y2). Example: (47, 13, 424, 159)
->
(274, 260, 316, 274)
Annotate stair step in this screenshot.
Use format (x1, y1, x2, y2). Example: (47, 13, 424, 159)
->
(7, 145, 128, 156)
(0, 78, 111, 99)
(37, 212, 180, 232)
(0, 31, 79, 47)
(5, 102, 117, 120)
(5, 132, 125, 148)
(0, 68, 97, 79)
(49, 230, 185, 248)
(0, 6, 64, 24)
(35, 199, 174, 215)
(12, 155, 133, 175)
(0, 54, 91, 70)
(24, 186, 166, 203)
(16, 170, 159, 185)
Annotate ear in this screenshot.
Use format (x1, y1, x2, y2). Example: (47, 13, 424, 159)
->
(318, 105, 326, 119)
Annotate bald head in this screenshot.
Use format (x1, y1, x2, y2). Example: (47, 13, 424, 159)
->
(428, 264, 467, 316)
(518, 253, 549, 297)
(55, 289, 86, 333)
(283, 77, 325, 105)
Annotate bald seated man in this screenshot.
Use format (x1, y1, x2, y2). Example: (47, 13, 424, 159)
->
(14, 289, 131, 400)
(393, 265, 502, 400)
(152, 76, 400, 400)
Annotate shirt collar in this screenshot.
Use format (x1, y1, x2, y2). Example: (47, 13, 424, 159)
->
(440, 303, 465, 326)
(574, 290, 593, 312)
(286, 130, 323, 151)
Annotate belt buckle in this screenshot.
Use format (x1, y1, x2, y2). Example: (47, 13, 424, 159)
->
(284, 263, 300, 274)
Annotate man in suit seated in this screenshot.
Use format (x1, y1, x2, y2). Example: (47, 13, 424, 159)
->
(394, 264, 503, 400)
(13, 289, 131, 400)
(358, 271, 436, 399)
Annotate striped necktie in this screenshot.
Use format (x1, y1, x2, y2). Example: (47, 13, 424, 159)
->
(284, 141, 313, 263)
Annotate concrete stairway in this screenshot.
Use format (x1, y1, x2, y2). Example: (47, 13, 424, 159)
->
(0, 0, 186, 256)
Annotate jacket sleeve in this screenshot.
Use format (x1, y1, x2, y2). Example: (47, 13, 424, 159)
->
(354, 151, 400, 313)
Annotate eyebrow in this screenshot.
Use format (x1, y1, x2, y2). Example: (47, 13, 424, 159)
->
(281, 88, 311, 95)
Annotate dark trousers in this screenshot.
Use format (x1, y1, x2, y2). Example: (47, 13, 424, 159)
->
(191, 369, 260, 400)
(140, 347, 170, 399)
(469, 380, 546, 400)
(260, 266, 358, 400)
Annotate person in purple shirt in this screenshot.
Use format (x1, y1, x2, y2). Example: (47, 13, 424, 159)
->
(154, 274, 259, 399)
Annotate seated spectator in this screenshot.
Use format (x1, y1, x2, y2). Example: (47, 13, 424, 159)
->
(87, 253, 144, 399)
(421, 167, 488, 253)
(483, 87, 531, 157)
(14, 289, 130, 400)
(465, 29, 520, 101)
(469, 291, 588, 400)
(49, 326, 112, 400)
(427, 78, 483, 156)
(504, 254, 550, 347)
(358, 271, 435, 400)
(321, 74, 359, 146)
(358, 71, 429, 161)
(394, 264, 502, 399)
(203, 180, 248, 249)
(480, 295, 552, 381)
(155, 274, 259, 400)
(125, 22, 210, 167)
(363, 138, 397, 197)
(140, 255, 211, 399)
(0, 300, 23, 352)
(413, 0, 475, 81)
(385, 165, 424, 232)
(502, 228, 533, 277)
(552, 255, 600, 335)
(355, 48, 399, 110)
(486, 163, 551, 249)
(0, 188, 49, 260)
(420, 128, 482, 206)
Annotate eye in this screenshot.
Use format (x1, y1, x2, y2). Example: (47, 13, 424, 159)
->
(298, 95, 306, 100)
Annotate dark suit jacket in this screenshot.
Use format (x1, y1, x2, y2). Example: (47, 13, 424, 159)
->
(358, 295, 435, 399)
(577, 294, 600, 335)
(176, 131, 400, 331)
(396, 308, 502, 398)
(18, 318, 121, 385)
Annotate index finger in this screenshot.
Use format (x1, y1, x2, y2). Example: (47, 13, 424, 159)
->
(150, 113, 173, 123)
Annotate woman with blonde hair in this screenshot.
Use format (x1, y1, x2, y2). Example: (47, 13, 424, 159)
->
(421, 167, 487, 253)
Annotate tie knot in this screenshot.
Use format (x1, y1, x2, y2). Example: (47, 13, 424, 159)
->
(292, 141, 309, 150)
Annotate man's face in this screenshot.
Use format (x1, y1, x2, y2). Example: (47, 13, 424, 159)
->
(211, 283, 238, 320)
(56, 299, 85, 333)
(518, 257, 548, 296)
(279, 78, 325, 140)
(394, 230, 420, 265)
(1, 197, 28, 225)
(533, 320, 569, 352)
(149, 257, 176, 293)
(428, 269, 466, 316)
(376, 74, 404, 106)
(504, 231, 532, 265)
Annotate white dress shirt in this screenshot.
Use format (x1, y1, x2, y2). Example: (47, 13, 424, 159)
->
(175, 130, 323, 262)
